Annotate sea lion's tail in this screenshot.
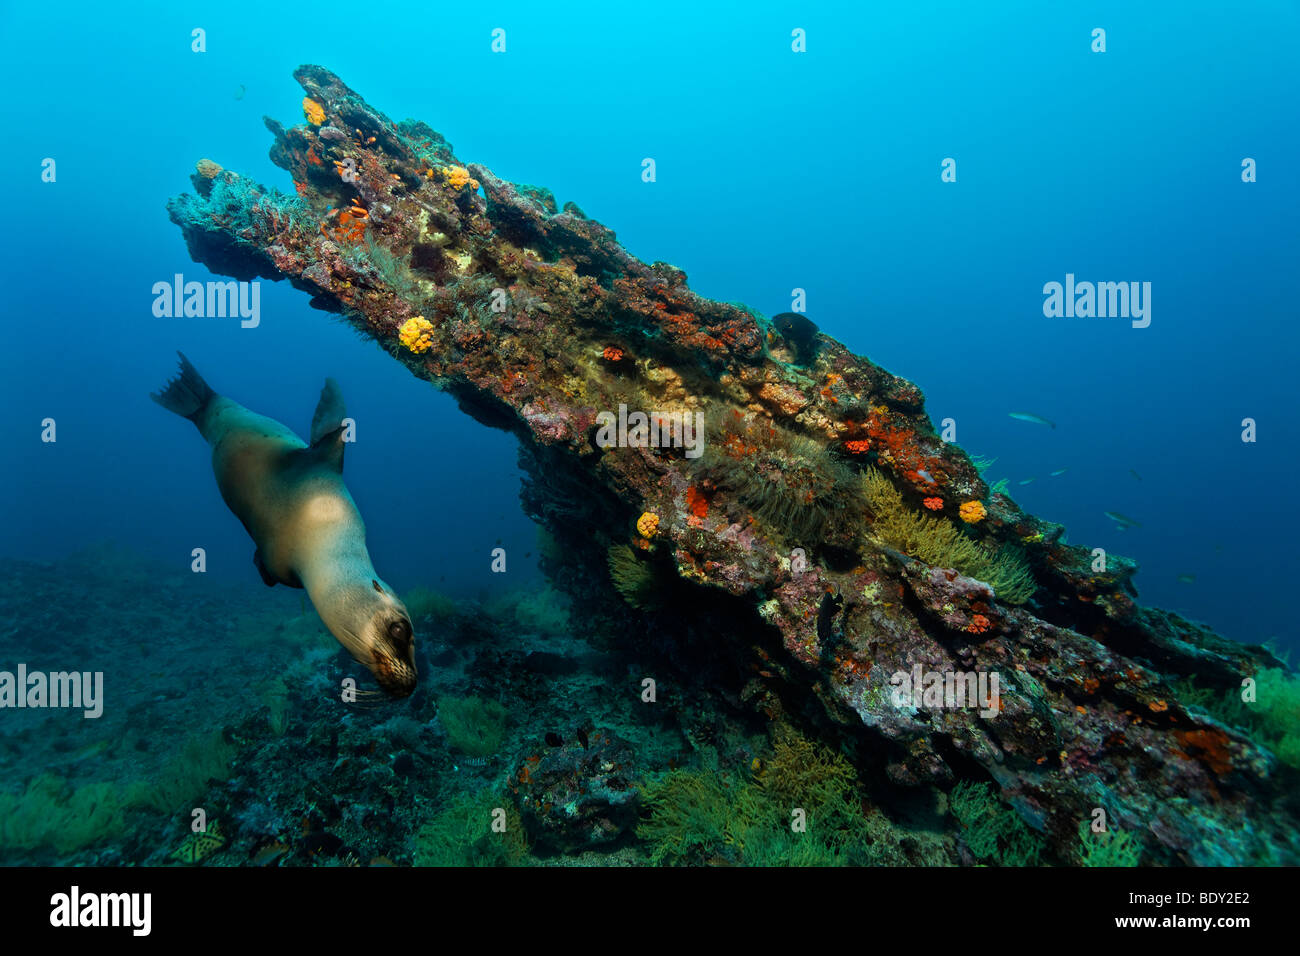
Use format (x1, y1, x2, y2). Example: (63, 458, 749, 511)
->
(151, 351, 217, 422)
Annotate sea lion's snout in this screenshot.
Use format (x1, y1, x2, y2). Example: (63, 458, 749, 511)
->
(326, 580, 419, 697)
(370, 613, 418, 698)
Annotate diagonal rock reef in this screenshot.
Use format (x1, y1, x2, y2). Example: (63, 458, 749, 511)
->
(168, 65, 1298, 865)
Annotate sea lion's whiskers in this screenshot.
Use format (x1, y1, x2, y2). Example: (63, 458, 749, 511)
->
(341, 688, 399, 710)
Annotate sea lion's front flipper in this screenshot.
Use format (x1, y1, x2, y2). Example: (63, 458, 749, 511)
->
(306, 425, 345, 473)
(253, 548, 278, 587)
(310, 377, 346, 444)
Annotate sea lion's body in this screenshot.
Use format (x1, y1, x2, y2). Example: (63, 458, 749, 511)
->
(152, 354, 417, 697)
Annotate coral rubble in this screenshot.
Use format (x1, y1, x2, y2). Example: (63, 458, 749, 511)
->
(167, 65, 1299, 865)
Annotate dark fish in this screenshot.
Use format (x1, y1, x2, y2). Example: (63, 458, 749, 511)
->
(577, 727, 589, 749)
(771, 312, 820, 364)
(545, 732, 562, 747)
(233, 84, 246, 101)
(817, 592, 843, 644)
(772, 311, 818, 342)
(1129, 469, 1143, 481)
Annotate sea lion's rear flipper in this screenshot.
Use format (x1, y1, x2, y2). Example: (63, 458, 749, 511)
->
(253, 548, 278, 587)
(310, 378, 346, 444)
(150, 352, 217, 423)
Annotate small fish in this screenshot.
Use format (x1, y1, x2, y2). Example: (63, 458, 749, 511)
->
(770, 312, 820, 364)
(233, 84, 246, 101)
(772, 311, 818, 344)
(1129, 469, 1143, 481)
(1050, 468, 1068, 477)
(917, 469, 936, 484)
(251, 839, 290, 867)
(1105, 511, 1142, 529)
(1177, 574, 1196, 584)
(545, 732, 562, 747)
(1018, 477, 1036, 485)
(1009, 412, 1056, 429)
(71, 739, 111, 762)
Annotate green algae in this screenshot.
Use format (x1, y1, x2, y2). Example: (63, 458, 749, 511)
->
(637, 770, 736, 865)
(0, 775, 133, 854)
(638, 729, 952, 867)
(863, 468, 1037, 604)
(485, 585, 571, 635)
(403, 586, 457, 623)
(437, 695, 509, 758)
(0, 727, 237, 855)
(607, 544, 660, 609)
(1176, 666, 1300, 770)
(949, 780, 1044, 866)
(142, 727, 238, 814)
(1077, 820, 1142, 867)
(414, 790, 530, 867)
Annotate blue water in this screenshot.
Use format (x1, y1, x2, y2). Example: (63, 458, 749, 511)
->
(2, 1, 1297, 651)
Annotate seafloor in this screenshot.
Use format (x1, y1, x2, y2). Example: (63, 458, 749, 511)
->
(1, 541, 1296, 867)
(0, 542, 964, 867)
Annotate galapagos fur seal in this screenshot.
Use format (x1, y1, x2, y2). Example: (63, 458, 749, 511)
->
(151, 353, 417, 697)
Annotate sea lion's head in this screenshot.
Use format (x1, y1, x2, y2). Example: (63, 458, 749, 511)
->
(322, 577, 418, 698)
(368, 613, 418, 699)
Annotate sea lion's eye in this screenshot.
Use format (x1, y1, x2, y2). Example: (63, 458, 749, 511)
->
(388, 620, 410, 644)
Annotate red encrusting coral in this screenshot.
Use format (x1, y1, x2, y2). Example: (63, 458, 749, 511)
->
(685, 485, 710, 520)
(1174, 728, 1236, 777)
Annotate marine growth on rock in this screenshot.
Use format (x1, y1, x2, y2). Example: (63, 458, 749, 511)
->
(166, 65, 1300, 866)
